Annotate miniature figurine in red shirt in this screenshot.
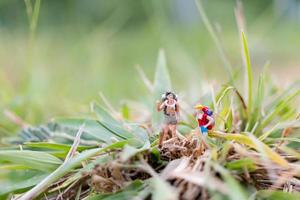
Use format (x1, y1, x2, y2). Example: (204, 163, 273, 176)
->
(156, 91, 180, 147)
(195, 104, 214, 135)
(194, 104, 215, 150)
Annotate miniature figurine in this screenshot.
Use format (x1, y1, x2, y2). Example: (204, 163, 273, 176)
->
(156, 91, 180, 147)
(194, 104, 215, 151)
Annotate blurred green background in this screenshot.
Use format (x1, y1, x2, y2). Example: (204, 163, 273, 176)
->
(0, 0, 299, 136)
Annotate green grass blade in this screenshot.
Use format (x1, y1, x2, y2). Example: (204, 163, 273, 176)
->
(91, 102, 122, 128)
(261, 89, 300, 128)
(92, 103, 134, 140)
(195, 0, 233, 80)
(266, 80, 300, 111)
(0, 150, 62, 172)
(120, 140, 150, 162)
(0, 173, 49, 197)
(0, 164, 36, 171)
(213, 163, 248, 200)
(225, 158, 256, 171)
(55, 118, 115, 143)
(209, 131, 289, 167)
(19, 140, 131, 200)
(215, 85, 247, 117)
(249, 73, 264, 132)
(150, 177, 178, 200)
(24, 142, 96, 151)
(259, 119, 300, 141)
(30, 0, 41, 33)
(241, 31, 253, 119)
(225, 108, 233, 132)
(216, 86, 235, 107)
(92, 103, 148, 143)
(267, 137, 300, 144)
(256, 190, 300, 200)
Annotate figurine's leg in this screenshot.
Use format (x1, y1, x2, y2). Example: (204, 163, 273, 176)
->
(163, 125, 170, 141)
(200, 127, 209, 149)
(159, 125, 169, 147)
(194, 127, 208, 154)
(158, 132, 164, 148)
(170, 124, 177, 138)
(166, 125, 172, 140)
(192, 127, 202, 156)
(191, 135, 199, 148)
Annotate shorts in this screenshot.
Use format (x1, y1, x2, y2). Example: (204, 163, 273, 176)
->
(199, 126, 208, 136)
(164, 114, 178, 125)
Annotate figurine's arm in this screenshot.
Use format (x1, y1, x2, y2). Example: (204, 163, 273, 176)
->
(195, 112, 201, 119)
(204, 115, 214, 128)
(156, 101, 165, 111)
(193, 111, 198, 118)
(175, 102, 180, 119)
(175, 102, 180, 113)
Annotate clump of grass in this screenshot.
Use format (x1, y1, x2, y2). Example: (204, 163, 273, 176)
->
(0, 41, 299, 199)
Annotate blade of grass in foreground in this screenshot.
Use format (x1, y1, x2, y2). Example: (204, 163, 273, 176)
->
(0, 150, 62, 172)
(150, 177, 178, 200)
(0, 173, 49, 197)
(120, 140, 150, 162)
(256, 190, 300, 200)
(209, 131, 289, 167)
(225, 157, 256, 171)
(18, 140, 131, 200)
(24, 142, 96, 151)
(213, 163, 248, 200)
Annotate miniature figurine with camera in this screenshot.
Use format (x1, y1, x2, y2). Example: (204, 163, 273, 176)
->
(156, 91, 180, 148)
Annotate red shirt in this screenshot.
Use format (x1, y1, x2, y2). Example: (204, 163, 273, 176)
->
(197, 113, 213, 130)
